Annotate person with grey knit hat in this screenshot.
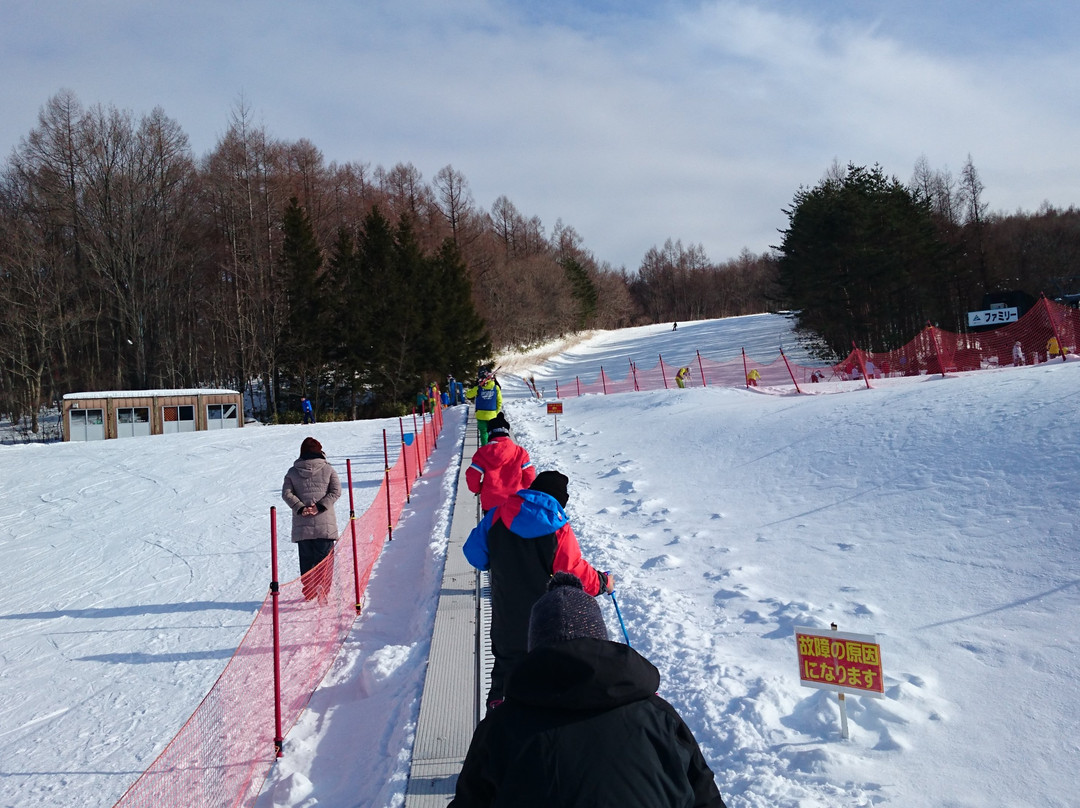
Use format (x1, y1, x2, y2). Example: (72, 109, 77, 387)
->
(450, 573, 727, 808)
(281, 437, 341, 602)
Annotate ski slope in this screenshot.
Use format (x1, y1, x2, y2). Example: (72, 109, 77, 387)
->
(2, 314, 1077, 807)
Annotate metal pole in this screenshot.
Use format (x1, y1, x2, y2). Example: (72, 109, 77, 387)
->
(659, 354, 669, 388)
(600, 366, 608, 395)
(398, 418, 411, 502)
(741, 348, 750, 389)
(696, 350, 707, 387)
(383, 430, 393, 541)
(780, 348, 803, 394)
(270, 507, 284, 757)
(832, 622, 850, 739)
(411, 409, 423, 477)
(610, 590, 630, 646)
(347, 460, 362, 614)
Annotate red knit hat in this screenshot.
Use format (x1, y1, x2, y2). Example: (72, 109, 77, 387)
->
(300, 437, 323, 457)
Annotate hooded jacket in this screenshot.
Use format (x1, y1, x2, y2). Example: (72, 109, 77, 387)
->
(466, 437, 537, 512)
(281, 456, 341, 542)
(449, 637, 726, 808)
(464, 490, 604, 676)
(466, 379, 503, 421)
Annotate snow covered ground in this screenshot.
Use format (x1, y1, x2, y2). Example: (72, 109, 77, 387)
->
(2, 314, 1078, 807)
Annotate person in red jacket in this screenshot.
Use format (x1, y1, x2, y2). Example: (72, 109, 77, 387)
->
(464, 470, 614, 710)
(465, 413, 536, 513)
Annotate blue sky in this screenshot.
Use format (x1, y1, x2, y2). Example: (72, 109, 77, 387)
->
(2, 0, 1078, 270)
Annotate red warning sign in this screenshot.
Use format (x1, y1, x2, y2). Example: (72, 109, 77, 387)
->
(795, 627, 884, 698)
(546, 402, 563, 414)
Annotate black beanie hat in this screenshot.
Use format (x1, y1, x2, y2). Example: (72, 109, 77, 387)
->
(487, 412, 510, 439)
(528, 572, 609, 651)
(530, 470, 569, 507)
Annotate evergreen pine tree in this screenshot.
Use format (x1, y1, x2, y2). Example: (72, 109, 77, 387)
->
(431, 237, 492, 378)
(280, 196, 326, 407)
(777, 164, 945, 357)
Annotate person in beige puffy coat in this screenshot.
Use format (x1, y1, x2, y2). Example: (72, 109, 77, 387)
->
(282, 437, 342, 601)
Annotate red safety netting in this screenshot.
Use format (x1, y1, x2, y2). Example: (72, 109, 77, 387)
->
(113, 406, 445, 808)
(551, 299, 1079, 396)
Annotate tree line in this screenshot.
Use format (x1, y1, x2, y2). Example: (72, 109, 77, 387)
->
(0, 91, 777, 429)
(776, 159, 1080, 359)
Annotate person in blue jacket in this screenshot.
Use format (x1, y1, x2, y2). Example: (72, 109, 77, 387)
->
(300, 396, 314, 424)
(463, 470, 612, 709)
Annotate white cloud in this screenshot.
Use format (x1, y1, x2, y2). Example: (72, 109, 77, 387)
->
(2, 0, 1078, 270)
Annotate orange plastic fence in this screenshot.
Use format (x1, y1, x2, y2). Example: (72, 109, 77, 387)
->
(553, 299, 1079, 395)
(112, 408, 444, 808)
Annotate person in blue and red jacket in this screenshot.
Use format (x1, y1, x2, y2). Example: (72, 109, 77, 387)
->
(465, 413, 536, 514)
(464, 470, 614, 710)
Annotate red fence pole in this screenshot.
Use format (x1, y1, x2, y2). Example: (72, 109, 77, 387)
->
(346, 459, 363, 614)
(576, 376, 581, 397)
(411, 409, 424, 478)
(398, 418, 411, 502)
(696, 350, 707, 387)
(852, 341, 872, 389)
(659, 354, 669, 388)
(1042, 294, 1067, 362)
(383, 430, 393, 541)
(270, 506, 284, 757)
(600, 367, 608, 395)
(926, 322, 947, 378)
(430, 402, 439, 449)
(555, 380, 561, 397)
(741, 348, 750, 389)
(780, 348, 803, 394)
(417, 405, 428, 461)
(630, 360, 639, 391)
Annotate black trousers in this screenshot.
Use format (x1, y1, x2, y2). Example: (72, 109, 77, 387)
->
(298, 539, 335, 600)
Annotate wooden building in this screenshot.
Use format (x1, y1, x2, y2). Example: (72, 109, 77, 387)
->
(62, 389, 244, 441)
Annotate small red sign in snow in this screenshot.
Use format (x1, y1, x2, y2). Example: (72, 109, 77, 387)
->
(795, 627, 884, 698)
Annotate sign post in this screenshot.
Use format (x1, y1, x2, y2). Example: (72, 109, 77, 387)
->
(546, 401, 563, 440)
(795, 624, 884, 739)
(967, 306, 1018, 327)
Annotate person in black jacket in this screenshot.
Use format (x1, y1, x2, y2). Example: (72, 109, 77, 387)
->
(464, 471, 613, 710)
(449, 573, 727, 808)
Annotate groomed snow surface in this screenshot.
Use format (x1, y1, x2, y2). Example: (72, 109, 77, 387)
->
(2, 314, 1077, 807)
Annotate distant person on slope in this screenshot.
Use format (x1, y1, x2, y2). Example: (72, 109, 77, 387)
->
(1046, 335, 1064, 361)
(466, 413, 536, 514)
(675, 366, 691, 388)
(463, 470, 613, 710)
(449, 572, 727, 808)
(466, 372, 503, 445)
(281, 437, 341, 602)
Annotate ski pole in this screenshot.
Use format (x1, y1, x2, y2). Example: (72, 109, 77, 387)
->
(609, 590, 631, 647)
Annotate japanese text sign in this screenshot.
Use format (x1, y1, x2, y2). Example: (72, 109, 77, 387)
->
(546, 402, 564, 414)
(795, 626, 884, 698)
